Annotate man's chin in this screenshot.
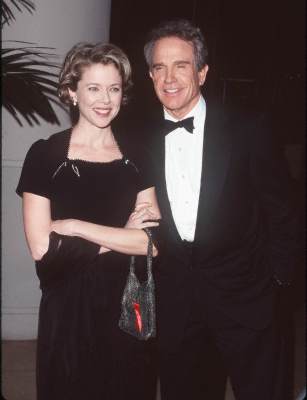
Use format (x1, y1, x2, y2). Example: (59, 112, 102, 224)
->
(160, 99, 183, 112)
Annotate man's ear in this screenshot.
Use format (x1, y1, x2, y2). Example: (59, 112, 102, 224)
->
(149, 70, 153, 80)
(198, 65, 209, 86)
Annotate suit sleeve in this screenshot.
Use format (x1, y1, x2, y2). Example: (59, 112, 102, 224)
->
(249, 115, 299, 284)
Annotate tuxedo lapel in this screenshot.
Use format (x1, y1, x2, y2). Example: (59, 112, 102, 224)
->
(194, 105, 232, 242)
(152, 104, 232, 246)
(152, 117, 184, 246)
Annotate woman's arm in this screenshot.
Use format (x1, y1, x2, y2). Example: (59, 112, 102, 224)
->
(22, 193, 51, 260)
(51, 187, 161, 256)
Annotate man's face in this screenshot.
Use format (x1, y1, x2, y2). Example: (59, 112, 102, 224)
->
(149, 36, 208, 120)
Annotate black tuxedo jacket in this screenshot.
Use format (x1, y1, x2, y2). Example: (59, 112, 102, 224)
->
(144, 102, 298, 349)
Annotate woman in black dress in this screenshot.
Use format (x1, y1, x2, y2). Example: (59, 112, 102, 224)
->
(17, 42, 160, 400)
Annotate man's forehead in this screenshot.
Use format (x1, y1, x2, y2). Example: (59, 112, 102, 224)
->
(152, 37, 195, 60)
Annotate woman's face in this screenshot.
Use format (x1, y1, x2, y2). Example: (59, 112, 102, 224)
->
(69, 63, 123, 129)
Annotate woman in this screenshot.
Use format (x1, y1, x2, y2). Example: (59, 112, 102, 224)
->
(16, 42, 160, 400)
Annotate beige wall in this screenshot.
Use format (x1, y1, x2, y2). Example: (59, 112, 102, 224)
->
(2, 0, 111, 339)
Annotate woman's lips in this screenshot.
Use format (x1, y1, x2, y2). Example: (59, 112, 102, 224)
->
(93, 107, 111, 116)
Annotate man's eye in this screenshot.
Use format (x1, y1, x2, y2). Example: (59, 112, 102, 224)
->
(153, 66, 163, 72)
(177, 64, 186, 69)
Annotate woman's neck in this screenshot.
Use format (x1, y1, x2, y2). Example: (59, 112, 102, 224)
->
(71, 121, 116, 150)
(68, 121, 122, 162)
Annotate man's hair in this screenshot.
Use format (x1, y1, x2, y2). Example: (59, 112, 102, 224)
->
(144, 19, 208, 71)
(58, 42, 132, 105)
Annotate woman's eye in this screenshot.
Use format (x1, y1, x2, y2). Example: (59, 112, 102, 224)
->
(88, 86, 99, 92)
(110, 87, 121, 93)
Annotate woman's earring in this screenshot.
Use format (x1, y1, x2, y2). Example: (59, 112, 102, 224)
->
(72, 97, 77, 106)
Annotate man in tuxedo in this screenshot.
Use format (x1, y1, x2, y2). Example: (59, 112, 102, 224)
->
(142, 19, 298, 400)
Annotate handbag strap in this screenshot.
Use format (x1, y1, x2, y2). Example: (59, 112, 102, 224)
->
(130, 228, 153, 277)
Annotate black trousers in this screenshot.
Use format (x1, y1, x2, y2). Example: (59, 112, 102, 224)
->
(158, 282, 289, 400)
(159, 318, 227, 400)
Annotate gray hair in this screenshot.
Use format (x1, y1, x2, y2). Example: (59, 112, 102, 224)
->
(144, 19, 208, 71)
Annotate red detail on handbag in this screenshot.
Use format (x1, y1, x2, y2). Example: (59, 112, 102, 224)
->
(133, 302, 142, 332)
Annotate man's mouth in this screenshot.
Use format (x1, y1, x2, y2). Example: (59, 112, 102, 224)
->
(164, 88, 179, 93)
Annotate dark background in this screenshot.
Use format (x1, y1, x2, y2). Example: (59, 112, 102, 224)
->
(110, 0, 305, 306)
(110, 0, 305, 146)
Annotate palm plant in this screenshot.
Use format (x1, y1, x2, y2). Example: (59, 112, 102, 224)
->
(1, 0, 35, 27)
(2, 0, 65, 126)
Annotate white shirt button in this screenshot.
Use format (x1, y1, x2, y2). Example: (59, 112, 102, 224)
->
(164, 96, 206, 242)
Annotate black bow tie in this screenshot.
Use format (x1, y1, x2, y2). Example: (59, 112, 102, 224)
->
(163, 116, 194, 135)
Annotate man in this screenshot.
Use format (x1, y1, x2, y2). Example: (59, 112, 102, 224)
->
(142, 19, 298, 400)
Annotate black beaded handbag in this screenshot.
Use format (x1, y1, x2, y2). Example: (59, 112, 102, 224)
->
(119, 228, 156, 340)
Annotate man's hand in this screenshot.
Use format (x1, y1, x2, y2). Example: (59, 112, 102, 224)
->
(125, 202, 160, 230)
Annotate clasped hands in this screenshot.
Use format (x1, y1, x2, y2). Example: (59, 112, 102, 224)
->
(51, 202, 159, 234)
(124, 202, 160, 230)
(51, 202, 159, 254)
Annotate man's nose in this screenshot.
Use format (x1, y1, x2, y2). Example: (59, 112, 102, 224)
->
(164, 68, 176, 83)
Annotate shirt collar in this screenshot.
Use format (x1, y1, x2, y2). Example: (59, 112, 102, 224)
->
(164, 95, 206, 133)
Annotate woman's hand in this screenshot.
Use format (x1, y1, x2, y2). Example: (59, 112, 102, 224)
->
(51, 219, 76, 236)
(125, 202, 160, 230)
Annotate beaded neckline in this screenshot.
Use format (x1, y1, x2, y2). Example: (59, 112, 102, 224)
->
(52, 129, 138, 179)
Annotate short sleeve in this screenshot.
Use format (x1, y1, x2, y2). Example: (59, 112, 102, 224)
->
(16, 139, 52, 198)
(135, 149, 156, 192)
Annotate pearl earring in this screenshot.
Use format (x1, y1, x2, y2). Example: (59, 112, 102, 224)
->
(72, 98, 77, 106)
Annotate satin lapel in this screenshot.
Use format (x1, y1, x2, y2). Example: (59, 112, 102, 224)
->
(194, 106, 232, 241)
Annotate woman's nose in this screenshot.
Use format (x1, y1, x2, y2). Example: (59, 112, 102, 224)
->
(99, 89, 111, 104)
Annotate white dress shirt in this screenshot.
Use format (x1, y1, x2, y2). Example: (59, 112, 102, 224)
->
(164, 96, 206, 241)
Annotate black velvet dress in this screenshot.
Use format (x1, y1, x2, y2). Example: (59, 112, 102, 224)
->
(16, 129, 157, 400)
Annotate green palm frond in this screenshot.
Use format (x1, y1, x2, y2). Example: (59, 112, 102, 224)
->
(2, 43, 66, 126)
(1, 0, 35, 27)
